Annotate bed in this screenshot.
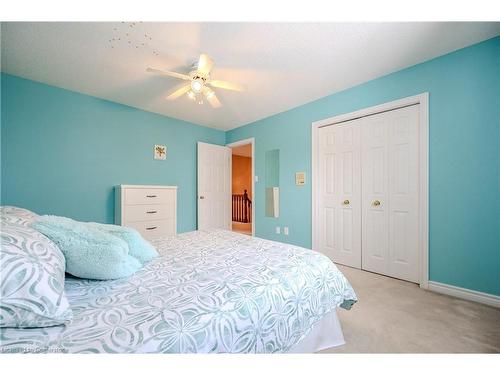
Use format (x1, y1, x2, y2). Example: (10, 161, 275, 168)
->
(0, 227, 356, 353)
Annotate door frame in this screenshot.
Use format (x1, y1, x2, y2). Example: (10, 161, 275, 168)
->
(311, 93, 429, 289)
(226, 137, 256, 236)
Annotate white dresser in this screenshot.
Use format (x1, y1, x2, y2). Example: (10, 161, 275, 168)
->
(115, 185, 177, 240)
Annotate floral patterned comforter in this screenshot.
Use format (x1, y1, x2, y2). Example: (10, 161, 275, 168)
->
(0, 229, 356, 353)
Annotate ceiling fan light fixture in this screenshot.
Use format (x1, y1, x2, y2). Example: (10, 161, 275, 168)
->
(191, 78, 204, 93)
(205, 89, 215, 99)
(148, 53, 244, 109)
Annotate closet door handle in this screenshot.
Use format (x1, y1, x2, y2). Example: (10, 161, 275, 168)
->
(146, 210, 157, 214)
(146, 226, 157, 230)
(146, 195, 157, 198)
(342, 199, 350, 205)
(373, 200, 381, 206)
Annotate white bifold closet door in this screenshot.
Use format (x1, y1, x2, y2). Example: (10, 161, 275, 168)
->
(318, 105, 419, 283)
(361, 105, 419, 282)
(318, 122, 362, 268)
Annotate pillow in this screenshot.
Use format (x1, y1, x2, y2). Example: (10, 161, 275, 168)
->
(1, 205, 38, 227)
(31, 216, 141, 280)
(89, 222, 158, 264)
(0, 216, 73, 328)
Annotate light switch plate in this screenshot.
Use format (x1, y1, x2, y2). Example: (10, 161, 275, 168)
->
(284, 227, 289, 235)
(275, 226, 281, 234)
(295, 172, 306, 186)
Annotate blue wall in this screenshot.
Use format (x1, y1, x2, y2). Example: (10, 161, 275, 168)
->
(227, 37, 500, 296)
(1, 74, 225, 232)
(1, 37, 499, 296)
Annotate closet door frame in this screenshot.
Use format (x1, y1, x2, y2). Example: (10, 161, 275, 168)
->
(312, 93, 429, 289)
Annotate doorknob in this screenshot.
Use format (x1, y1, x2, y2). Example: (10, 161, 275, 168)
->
(199, 196, 205, 200)
(373, 200, 381, 206)
(342, 199, 350, 205)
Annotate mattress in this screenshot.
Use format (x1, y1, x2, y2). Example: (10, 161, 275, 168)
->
(0, 229, 356, 353)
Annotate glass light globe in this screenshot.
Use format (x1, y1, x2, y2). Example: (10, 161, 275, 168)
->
(191, 79, 203, 93)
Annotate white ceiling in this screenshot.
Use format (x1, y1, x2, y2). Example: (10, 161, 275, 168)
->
(1, 22, 499, 130)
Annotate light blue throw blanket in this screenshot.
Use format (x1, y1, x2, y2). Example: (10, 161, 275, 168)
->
(31, 216, 158, 280)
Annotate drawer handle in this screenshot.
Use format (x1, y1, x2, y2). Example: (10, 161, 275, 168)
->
(146, 226, 157, 230)
(146, 210, 157, 214)
(146, 195, 157, 198)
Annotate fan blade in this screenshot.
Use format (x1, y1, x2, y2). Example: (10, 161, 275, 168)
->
(197, 54, 214, 76)
(206, 92, 221, 108)
(166, 84, 191, 100)
(208, 80, 244, 91)
(147, 67, 191, 81)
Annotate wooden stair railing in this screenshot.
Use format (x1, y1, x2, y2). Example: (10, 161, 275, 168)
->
(232, 189, 252, 223)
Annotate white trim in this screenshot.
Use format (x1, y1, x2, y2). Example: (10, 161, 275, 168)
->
(311, 93, 429, 289)
(226, 137, 256, 237)
(428, 281, 500, 308)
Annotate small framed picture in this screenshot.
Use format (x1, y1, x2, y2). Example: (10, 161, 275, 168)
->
(154, 145, 167, 160)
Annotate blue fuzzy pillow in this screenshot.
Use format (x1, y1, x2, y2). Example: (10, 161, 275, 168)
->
(88, 222, 158, 264)
(32, 216, 141, 280)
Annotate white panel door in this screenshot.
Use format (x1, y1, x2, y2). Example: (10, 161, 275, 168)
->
(361, 105, 419, 282)
(197, 142, 231, 230)
(318, 122, 361, 268)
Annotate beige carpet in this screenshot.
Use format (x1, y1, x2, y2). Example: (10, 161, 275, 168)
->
(321, 265, 500, 353)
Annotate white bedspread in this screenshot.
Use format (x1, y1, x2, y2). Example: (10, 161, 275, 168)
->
(0, 229, 356, 353)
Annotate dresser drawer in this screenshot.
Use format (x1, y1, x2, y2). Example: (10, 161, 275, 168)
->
(123, 204, 172, 222)
(124, 188, 174, 205)
(115, 185, 177, 237)
(124, 219, 175, 239)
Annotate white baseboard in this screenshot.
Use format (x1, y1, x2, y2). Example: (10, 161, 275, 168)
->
(428, 281, 500, 309)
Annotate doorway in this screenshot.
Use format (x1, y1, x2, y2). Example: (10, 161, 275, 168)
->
(227, 138, 255, 236)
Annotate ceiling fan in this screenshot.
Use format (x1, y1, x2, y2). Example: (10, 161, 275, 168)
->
(147, 53, 244, 108)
